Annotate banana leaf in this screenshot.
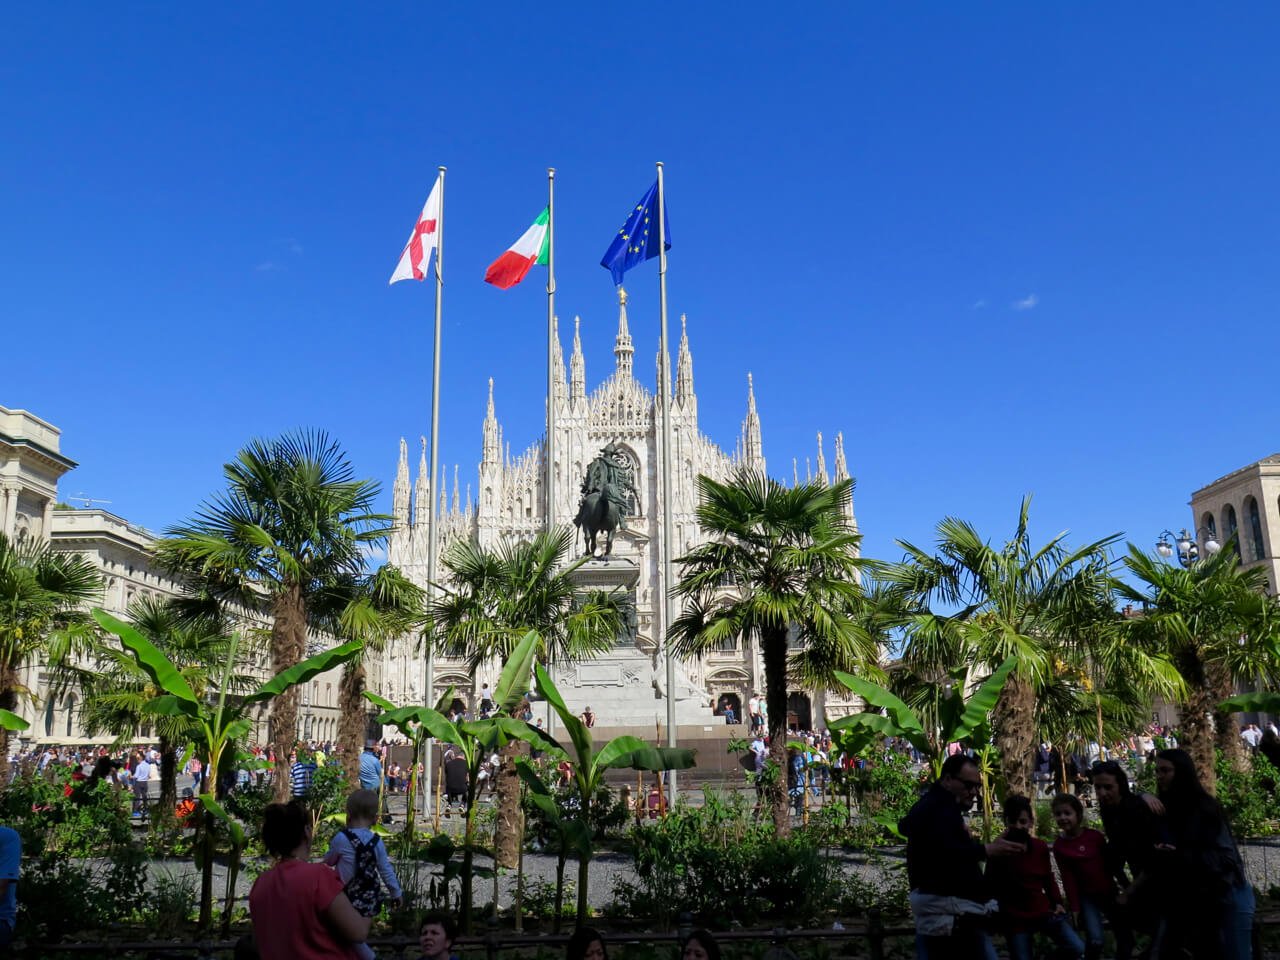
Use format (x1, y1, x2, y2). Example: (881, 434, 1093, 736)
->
(245, 638, 364, 703)
(494, 630, 540, 712)
(93, 608, 198, 705)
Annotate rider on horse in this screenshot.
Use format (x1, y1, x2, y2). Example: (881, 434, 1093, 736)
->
(575, 443, 638, 555)
(581, 443, 636, 529)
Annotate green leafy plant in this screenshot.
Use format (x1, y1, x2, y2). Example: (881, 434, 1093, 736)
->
(533, 660, 696, 924)
(93, 606, 364, 933)
(611, 790, 838, 926)
(365, 628, 553, 932)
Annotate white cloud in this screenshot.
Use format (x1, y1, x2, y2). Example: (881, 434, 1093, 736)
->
(254, 260, 281, 273)
(1012, 294, 1039, 311)
(971, 299, 986, 310)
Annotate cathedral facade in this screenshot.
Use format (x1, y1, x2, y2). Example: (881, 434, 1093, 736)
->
(384, 292, 857, 730)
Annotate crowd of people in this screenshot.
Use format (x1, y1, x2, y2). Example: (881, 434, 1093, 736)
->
(901, 749, 1254, 960)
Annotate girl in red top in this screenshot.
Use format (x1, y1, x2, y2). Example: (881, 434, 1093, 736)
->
(1052, 792, 1114, 960)
(987, 794, 1084, 960)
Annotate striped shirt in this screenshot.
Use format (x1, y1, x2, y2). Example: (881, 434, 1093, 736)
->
(290, 761, 316, 797)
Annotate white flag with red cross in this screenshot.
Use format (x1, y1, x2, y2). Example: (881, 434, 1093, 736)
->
(389, 176, 442, 284)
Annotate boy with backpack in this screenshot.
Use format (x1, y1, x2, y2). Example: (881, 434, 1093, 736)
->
(325, 789, 403, 960)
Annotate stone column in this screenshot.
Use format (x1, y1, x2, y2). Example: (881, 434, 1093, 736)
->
(0, 487, 14, 540)
(41, 498, 55, 542)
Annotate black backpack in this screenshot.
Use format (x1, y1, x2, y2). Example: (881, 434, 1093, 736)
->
(341, 828, 383, 917)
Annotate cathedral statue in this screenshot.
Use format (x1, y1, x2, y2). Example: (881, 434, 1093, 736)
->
(574, 442, 638, 556)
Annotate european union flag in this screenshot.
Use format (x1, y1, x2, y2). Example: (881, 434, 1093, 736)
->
(600, 180, 671, 286)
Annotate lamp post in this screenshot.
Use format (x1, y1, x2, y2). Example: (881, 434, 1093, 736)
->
(1156, 527, 1221, 567)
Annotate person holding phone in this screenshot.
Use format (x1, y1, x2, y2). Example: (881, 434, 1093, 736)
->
(986, 794, 1084, 960)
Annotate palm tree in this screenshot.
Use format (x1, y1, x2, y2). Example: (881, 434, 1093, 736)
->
(1116, 542, 1280, 790)
(70, 594, 257, 809)
(880, 496, 1120, 797)
(157, 431, 390, 798)
(431, 526, 624, 868)
(0, 531, 101, 757)
(311, 564, 426, 785)
(670, 471, 871, 835)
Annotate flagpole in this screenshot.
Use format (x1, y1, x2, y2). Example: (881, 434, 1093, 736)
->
(656, 161, 678, 803)
(423, 165, 445, 822)
(546, 168, 557, 530)
(545, 168, 557, 743)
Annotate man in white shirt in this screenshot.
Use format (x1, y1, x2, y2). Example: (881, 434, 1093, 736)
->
(132, 755, 152, 816)
(1242, 723, 1263, 750)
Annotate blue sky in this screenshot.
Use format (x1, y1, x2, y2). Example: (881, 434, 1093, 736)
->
(4, 5, 1279, 570)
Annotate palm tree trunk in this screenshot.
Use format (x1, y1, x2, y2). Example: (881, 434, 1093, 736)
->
(270, 584, 307, 801)
(0, 662, 18, 765)
(993, 670, 1036, 798)
(338, 661, 368, 786)
(762, 625, 791, 837)
(1177, 650, 1218, 794)
(494, 739, 526, 868)
(575, 791, 593, 925)
(159, 735, 177, 810)
(1208, 660, 1246, 773)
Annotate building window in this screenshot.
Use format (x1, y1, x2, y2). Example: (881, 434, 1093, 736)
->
(1247, 497, 1266, 562)
(1224, 504, 1240, 559)
(1201, 513, 1217, 541)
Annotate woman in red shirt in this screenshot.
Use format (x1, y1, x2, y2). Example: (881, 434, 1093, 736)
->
(986, 794, 1084, 960)
(249, 800, 370, 960)
(1052, 792, 1115, 960)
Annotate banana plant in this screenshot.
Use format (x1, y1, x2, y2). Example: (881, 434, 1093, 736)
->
(92, 607, 364, 933)
(533, 662, 697, 924)
(363, 684, 454, 852)
(367, 629, 554, 932)
(828, 656, 1017, 778)
(514, 757, 591, 931)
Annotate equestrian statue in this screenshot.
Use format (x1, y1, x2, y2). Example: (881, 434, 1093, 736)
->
(574, 443, 638, 556)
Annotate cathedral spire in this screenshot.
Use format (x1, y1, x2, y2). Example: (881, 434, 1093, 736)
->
(465, 484, 472, 514)
(740, 372, 765, 473)
(792, 457, 799, 488)
(393, 437, 410, 527)
(482, 378, 500, 464)
(675, 313, 694, 406)
(815, 431, 829, 487)
(452, 464, 460, 513)
(570, 315, 586, 401)
(833, 431, 858, 534)
(439, 465, 447, 518)
(833, 431, 849, 483)
(414, 436, 430, 526)
(551, 315, 566, 399)
(613, 286, 634, 377)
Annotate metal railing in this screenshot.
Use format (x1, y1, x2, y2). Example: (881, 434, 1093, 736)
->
(13, 909, 1280, 960)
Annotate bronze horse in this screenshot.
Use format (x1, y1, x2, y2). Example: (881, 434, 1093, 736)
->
(574, 482, 625, 556)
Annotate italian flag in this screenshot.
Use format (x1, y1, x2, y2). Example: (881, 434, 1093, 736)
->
(485, 208, 549, 289)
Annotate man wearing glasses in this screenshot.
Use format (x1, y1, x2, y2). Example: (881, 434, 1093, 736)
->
(899, 753, 1025, 959)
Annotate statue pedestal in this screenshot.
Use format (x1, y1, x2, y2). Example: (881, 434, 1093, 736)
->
(546, 557, 715, 727)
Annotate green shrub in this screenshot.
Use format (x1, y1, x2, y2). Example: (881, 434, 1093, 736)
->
(1217, 751, 1280, 837)
(149, 867, 197, 928)
(0, 769, 131, 858)
(610, 789, 839, 926)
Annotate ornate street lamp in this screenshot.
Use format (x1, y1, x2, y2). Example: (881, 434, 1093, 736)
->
(1156, 527, 1221, 568)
